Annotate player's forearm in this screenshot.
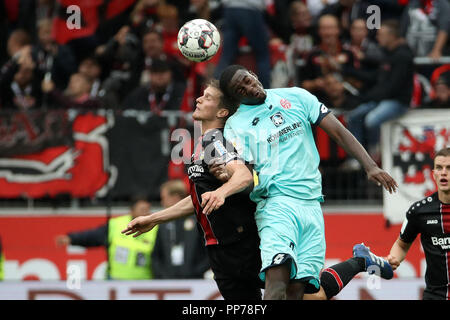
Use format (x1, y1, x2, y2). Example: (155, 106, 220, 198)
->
(216, 165, 253, 198)
(389, 238, 411, 265)
(151, 196, 194, 224)
(321, 115, 377, 171)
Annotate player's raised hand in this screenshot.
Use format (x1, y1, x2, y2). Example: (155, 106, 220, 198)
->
(366, 166, 398, 194)
(121, 216, 156, 238)
(201, 190, 225, 215)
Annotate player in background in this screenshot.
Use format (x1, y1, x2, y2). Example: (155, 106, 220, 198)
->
(216, 65, 397, 299)
(123, 79, 393, 300)
(387, 147, 450, 300)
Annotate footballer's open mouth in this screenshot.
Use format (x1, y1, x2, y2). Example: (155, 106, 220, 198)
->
(440, 178, 448, 185)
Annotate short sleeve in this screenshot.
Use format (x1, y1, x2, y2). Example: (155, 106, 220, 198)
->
(224, 122, 254, 164)
(213, 134, 243, 165)
(399, 214, 419, 243)
(202, 129, 244, 165)
(292, 87, 330, 125)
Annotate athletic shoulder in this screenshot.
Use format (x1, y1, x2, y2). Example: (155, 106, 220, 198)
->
(406, 192, 439, 218)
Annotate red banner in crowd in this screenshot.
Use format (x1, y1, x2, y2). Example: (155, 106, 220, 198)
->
(0, 213, 424, 281)
(0, 112, 111, 198)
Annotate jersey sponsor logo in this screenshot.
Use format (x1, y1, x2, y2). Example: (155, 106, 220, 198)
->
(270, 112, 285, 127)
(320, 104, 329, 114)
(213, 140, 227, 157)
(272, 253, 286, 265)
(252, 117, 260, 126)
(280, 99, 291, 109)
(267, 121, 303, 144)
(427, 219, 438, 224)
(187, 164, 204, 178)
(431, 236, 450, 250)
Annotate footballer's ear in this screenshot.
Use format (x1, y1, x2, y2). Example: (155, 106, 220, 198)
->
(216, 108, 229, 120)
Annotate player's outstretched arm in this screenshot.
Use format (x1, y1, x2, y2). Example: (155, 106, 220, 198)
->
(318, 113, 398, 194)
(202, 160, 253, 215)
(121, 196, 194, 237)
(387, 237, 413, 270)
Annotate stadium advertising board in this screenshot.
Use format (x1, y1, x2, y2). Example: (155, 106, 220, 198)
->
(0, 213, 424, 281)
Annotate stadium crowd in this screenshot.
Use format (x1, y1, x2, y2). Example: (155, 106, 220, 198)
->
(1, 0, 449, 164)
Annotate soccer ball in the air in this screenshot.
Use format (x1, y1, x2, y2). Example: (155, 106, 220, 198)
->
(177, 19, 220, 62)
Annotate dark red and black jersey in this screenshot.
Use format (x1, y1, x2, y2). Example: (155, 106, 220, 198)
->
(400, 192, 450, 299)
(187, 128, 257, 247)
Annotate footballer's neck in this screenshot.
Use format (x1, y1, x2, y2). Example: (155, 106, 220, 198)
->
(201, 120, 224, 135)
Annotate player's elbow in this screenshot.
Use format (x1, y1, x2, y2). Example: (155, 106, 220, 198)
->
(239, 168, 253, 188)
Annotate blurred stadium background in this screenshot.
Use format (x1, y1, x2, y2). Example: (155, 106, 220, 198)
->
(0, 0, 449, 300)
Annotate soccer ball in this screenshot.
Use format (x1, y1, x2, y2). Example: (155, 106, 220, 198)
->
(177, 19, 220, 62)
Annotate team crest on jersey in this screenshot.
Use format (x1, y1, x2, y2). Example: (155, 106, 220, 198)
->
(280, 99, 291, 109)
(270, 112, 285, 127)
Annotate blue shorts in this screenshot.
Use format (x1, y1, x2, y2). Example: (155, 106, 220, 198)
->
(255, 195, 325, 293)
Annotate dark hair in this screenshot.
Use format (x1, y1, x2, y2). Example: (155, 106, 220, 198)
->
(130, 194, 149, 209)
(208, 79, 240, 120)
(142, 27, 163, 40)
(149, 59, 171, 73)
(382, 19, 401, 38)
(435, 147, 450, 159)
(219, 64, 247, 98)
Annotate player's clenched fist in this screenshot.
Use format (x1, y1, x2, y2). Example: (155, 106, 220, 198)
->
(121, 216, 156, 238)
(386, 254, 401, 270)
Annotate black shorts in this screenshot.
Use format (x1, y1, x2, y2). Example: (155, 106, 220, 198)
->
(422, 287, 447, 300)
(207, 233, 263, 300)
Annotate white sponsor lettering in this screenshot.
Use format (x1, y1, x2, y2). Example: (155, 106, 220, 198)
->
(431, 236, 450, 249)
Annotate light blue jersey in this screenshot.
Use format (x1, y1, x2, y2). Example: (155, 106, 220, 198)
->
(224, 87, 330, 289)
(224, 87, 330, 203)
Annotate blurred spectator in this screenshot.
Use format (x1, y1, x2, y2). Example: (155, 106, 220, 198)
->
(31, 18, 77, 90)
(182, 0, 223, 26)
(55, 195, 158, 280)
(424, 73, 450, 108)
(136, 28, 186, 85)
(286, 1, 316, 86)
(41, 72, 101, 109)
(0, 46, 42, 110)
(78, 56, 119, 108)
(6, 29, 32, 62)
(344, 20, 414, 169)
(308, 0, 338, 20)
(130, 0, 162, 37)
(322, 73, 360, 111)
(345, 18, 384, 67)
(299, 14, 355, 99)
(152, 180, 210, 279)
(95, 25, 141, 102)
(265, 0, 297, 44)
(213, 0, 271, 88)
(122, 59, 186, 112)
(341, 18, 384, 92)
(156, 3, 182, 59)
(320, 0, 368, 39)
(401, 0, 450, 60)
(78, 56, 103, 98)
